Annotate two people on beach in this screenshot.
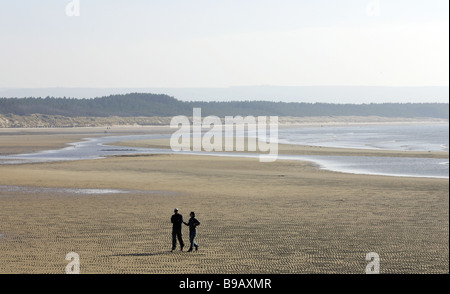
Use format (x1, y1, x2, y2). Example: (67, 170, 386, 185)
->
(171, 208, 200, 252)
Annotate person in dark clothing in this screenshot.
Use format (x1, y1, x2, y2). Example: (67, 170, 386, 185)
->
(183, 211, 200, 252)
(171, 208, 184, 252)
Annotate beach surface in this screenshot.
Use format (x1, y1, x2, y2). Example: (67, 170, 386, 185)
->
(109, 137, 449, 159)
(0, 125, 448, 274)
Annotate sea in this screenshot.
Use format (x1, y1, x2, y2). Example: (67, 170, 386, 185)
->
(276, 123, 449, 178)
(277, 124, 448, 152)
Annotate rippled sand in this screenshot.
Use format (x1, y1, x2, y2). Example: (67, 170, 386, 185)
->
(0, 127, 448, 273)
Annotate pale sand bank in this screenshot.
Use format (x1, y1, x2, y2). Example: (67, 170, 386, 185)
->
(109, 138, 449, 159)
(1, 113, 447, 128)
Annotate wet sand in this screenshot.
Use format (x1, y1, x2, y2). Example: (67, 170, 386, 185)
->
(0, 126, 172, 155)
(0, 127, 448, 274)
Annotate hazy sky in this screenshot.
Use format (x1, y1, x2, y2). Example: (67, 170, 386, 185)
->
(0, 0, 448, 88)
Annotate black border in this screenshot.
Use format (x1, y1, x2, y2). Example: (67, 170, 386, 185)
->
(1, 274, 448, 292)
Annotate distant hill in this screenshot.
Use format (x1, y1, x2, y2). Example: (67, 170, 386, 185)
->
(0, 93, 448, 119)
(1, 86, 449, 103)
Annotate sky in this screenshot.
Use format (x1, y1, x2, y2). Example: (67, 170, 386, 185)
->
(0, 0, 448, 92)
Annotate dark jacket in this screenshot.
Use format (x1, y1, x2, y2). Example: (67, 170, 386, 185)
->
(184, 217, 200, 232)
(171, 213, 184, 230)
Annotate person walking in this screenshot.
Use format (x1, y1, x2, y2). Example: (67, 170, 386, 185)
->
(184, 211, 200, 252)
(171, 208, 184, 252)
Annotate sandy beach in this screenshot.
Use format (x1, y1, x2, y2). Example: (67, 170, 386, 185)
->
(0, 125, 448, 274)
(109, 137, 449, 159)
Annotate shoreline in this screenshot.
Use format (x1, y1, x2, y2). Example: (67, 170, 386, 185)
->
(277, 116, 448, 128)
(0, 115, 447, 129)
(107, 137, 449, 159)
(1, 124, 448, 179)
(2, 121, 448, 159)
(1, 137, 448, 179)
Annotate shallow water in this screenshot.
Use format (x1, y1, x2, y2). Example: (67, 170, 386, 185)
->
(0, 125, 448, 179)
(0, 185, 129, 195)
(0, 185, 172, 195)
(278, 124, 449, 152)
(301, 155, 449, 179)
(0, 134, 171, 164)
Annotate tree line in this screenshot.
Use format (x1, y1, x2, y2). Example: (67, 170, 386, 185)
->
(0, 93, 448, 118)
